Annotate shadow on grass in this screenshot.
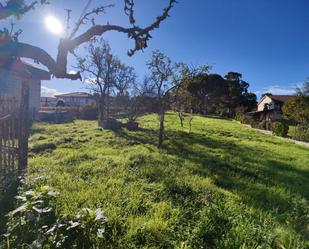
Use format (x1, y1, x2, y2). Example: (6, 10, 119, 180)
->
(29, 126, 45, 136)
(198, 114, 231, 120)
(114, 126, 309, 237)
(0, 176, 19, 235)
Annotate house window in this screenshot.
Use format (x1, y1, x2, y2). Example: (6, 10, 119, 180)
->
(275, 102, 281, 110)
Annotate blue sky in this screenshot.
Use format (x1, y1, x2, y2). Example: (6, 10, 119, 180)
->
(2, 0, 309, 98)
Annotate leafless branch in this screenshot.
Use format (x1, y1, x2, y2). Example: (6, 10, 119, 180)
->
(0, 0, 176, 80)
(124, 0, 136, 26)
(69, 4, 114, 40)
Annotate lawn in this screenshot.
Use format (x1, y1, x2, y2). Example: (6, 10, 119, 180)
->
(4, 113, 309, 248)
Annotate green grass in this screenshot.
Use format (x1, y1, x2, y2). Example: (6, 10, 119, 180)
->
(21, 113, 309, 248)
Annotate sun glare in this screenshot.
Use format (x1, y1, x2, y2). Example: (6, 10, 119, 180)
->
(45, 16, 63, 34)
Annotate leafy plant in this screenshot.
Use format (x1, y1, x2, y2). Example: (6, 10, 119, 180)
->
(235, 112, 246, 124)
(2, 178, 109, 249)
(272, 121, 289, 137)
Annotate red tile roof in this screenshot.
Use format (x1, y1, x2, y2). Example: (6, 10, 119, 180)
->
(267, 95, 295, 103)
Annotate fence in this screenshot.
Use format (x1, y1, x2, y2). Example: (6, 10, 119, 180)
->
(0, 81, 30, 198)
(0, 97, 19, 196)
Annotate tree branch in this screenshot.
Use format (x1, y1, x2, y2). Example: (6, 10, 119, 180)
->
(0, 0, 176, 80)
(69, 4, 114, 40)
(0, 0, 48, 20)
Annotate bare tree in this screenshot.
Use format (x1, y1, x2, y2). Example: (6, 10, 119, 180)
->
(114, 63, 136, 96)
(114, 63, 137, 117)
(147, 52, 210, 147)
(147, 50, 182, 148)
(126, 76, 156, 123)
(0, 0, 176, 80)
(77, 38, 135, 125)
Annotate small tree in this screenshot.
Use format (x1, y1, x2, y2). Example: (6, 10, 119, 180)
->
(114, 63, 137, 116)
(126, 78, 154, 123)
(147, 51, 208, 147)
(147, 51, 175, 148)
(77, 38, 136, 126)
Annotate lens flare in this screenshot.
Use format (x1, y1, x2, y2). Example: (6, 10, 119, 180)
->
(45, 16, 63, 34)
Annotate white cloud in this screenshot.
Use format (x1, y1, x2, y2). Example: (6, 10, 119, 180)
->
(257, 85, 297, 96)
(84, 77, 96, 84)
(295, 82, 305, 90)
(84, 77, 102, 85)
(41, 86, 62, 97)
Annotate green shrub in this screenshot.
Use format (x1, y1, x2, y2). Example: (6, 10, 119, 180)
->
(272, 121, 289, 137)
(78, 105, 98, 120)
(293, 125, 309, 142)
(3, 178, 109, 249)
(235, 113, 246, 124)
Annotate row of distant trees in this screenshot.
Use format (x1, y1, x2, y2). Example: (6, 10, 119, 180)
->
(76, 38, 258, 147)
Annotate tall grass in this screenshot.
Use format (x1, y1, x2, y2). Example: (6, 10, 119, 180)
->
(2, 112, 308, 248)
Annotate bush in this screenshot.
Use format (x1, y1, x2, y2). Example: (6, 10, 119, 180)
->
(272, 121, 289, 137)
(78, 105, 98, 120)
(235, 113, 246, 124)
(3, 178, 109, 248)
(39, 110, 75, 124)
(293, 125, 309, 142)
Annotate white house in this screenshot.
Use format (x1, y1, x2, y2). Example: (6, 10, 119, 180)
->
(0, 60, 50, 117)
(248, 94, 295, 121)
(55, 92, 96, 106)
(40, 97, 58, 107)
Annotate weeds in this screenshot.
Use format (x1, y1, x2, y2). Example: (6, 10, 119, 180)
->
(1, 113, 308, 248)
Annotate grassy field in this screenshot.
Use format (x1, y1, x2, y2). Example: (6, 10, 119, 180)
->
(8, 113, 309, 248)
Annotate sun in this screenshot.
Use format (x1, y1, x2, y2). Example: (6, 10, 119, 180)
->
(45, 16, 63, 34)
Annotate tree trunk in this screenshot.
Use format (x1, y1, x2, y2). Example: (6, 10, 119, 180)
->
(158, 108, 165, 148)
(97, 96, 106, 126)
(189, 117, 193, 133)
(189, 110, 193, 133)
(178, 111, 184, 129)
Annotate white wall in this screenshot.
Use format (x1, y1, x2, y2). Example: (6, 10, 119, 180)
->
(257, 96, 275, 111)
(61, 96, 96, 106)
(0, 69, 41, 114)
